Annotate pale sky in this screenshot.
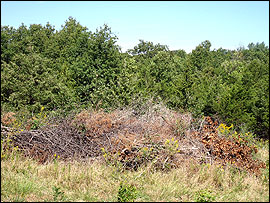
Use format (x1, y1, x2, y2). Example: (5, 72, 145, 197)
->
(1, 1, 269, 53)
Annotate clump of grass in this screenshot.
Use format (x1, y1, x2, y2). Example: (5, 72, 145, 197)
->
(52, 186, 65, 201)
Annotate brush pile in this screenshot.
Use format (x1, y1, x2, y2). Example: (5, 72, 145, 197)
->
(1, 104, 266, 174)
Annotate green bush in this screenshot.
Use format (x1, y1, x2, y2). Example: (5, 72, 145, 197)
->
(117, 181, 137, 202)
(1, 53, 76, 113)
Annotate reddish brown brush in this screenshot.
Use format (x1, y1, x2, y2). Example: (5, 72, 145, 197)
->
(1, 112, 16, 126)
(197, 116, 266, 175)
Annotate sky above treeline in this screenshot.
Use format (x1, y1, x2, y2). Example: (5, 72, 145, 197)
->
(1, 1, 269, 53)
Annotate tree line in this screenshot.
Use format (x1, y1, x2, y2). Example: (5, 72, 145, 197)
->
(1, 17, 269, 138)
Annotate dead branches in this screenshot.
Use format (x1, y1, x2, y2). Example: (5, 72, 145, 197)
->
(1, 109, 266, 174)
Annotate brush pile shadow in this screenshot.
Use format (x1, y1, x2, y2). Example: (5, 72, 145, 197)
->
(1, 107, 266, 175)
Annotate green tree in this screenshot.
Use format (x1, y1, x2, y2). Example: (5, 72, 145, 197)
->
(1, 53, 76, 112)
(127, 39, 168, 59)
(1, 25, 17, 64)
(189, 40, 212, 70)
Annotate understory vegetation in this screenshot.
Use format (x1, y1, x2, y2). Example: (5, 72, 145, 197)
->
(1, 17, 269, 202)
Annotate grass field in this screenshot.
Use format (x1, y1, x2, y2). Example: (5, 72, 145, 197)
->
(1, 142, 269, 202)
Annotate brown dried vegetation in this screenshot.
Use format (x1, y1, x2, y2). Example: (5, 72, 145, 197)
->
(193, 116, 266, 175)
(1, 112, 16, 126)
(1, 107, 266, 175)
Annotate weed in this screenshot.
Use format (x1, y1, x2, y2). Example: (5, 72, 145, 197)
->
(117, 181, 137, 202)
(194, 189, 216, 202)
(1, 126, 21, 161)
(217, 123, 233, 136)
(218, 123, 257, 148)
(101, 147, 124, 171)
(29, 106, 48, 130)
(53, 153, 60, 164)
(52, 186, 65, 201)
(164, 137, 181, 156)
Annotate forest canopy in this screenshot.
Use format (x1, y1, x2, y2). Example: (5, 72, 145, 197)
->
(1, 17, 269, 138)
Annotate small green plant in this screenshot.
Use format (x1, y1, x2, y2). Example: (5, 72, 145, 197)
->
(53, 186, 65, 201)
(117, 181, 137, 202)
(217, 123, 258, 149)
(101, 147, 108, 161)
(30, 106, 48, 130)
(217, 123, 233, 136)
(53, 153, 60, 164)
(140, 146, 156, 161)
(101, 147, 124, 171)
(1, 135, 11, 159)
(194, 189, 216, 202)
(1, 130, 21, 160)
(164, 137, 181, 156)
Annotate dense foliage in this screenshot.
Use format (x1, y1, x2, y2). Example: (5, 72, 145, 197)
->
(1, 17, 269, 137)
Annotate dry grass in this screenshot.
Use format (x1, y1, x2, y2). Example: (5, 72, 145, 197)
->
(1, 149, 269, 202)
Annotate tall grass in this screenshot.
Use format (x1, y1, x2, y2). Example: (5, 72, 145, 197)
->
(1, 144, 269, 202)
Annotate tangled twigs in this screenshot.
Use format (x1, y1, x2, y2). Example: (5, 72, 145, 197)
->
(1, 124, 20, 137)
(1, 110, 266, 175)
(2, 119, 107, 163)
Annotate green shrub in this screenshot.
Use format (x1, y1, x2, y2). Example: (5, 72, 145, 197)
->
(194, 189, 216, 202)
(117, 181, 137, 202)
